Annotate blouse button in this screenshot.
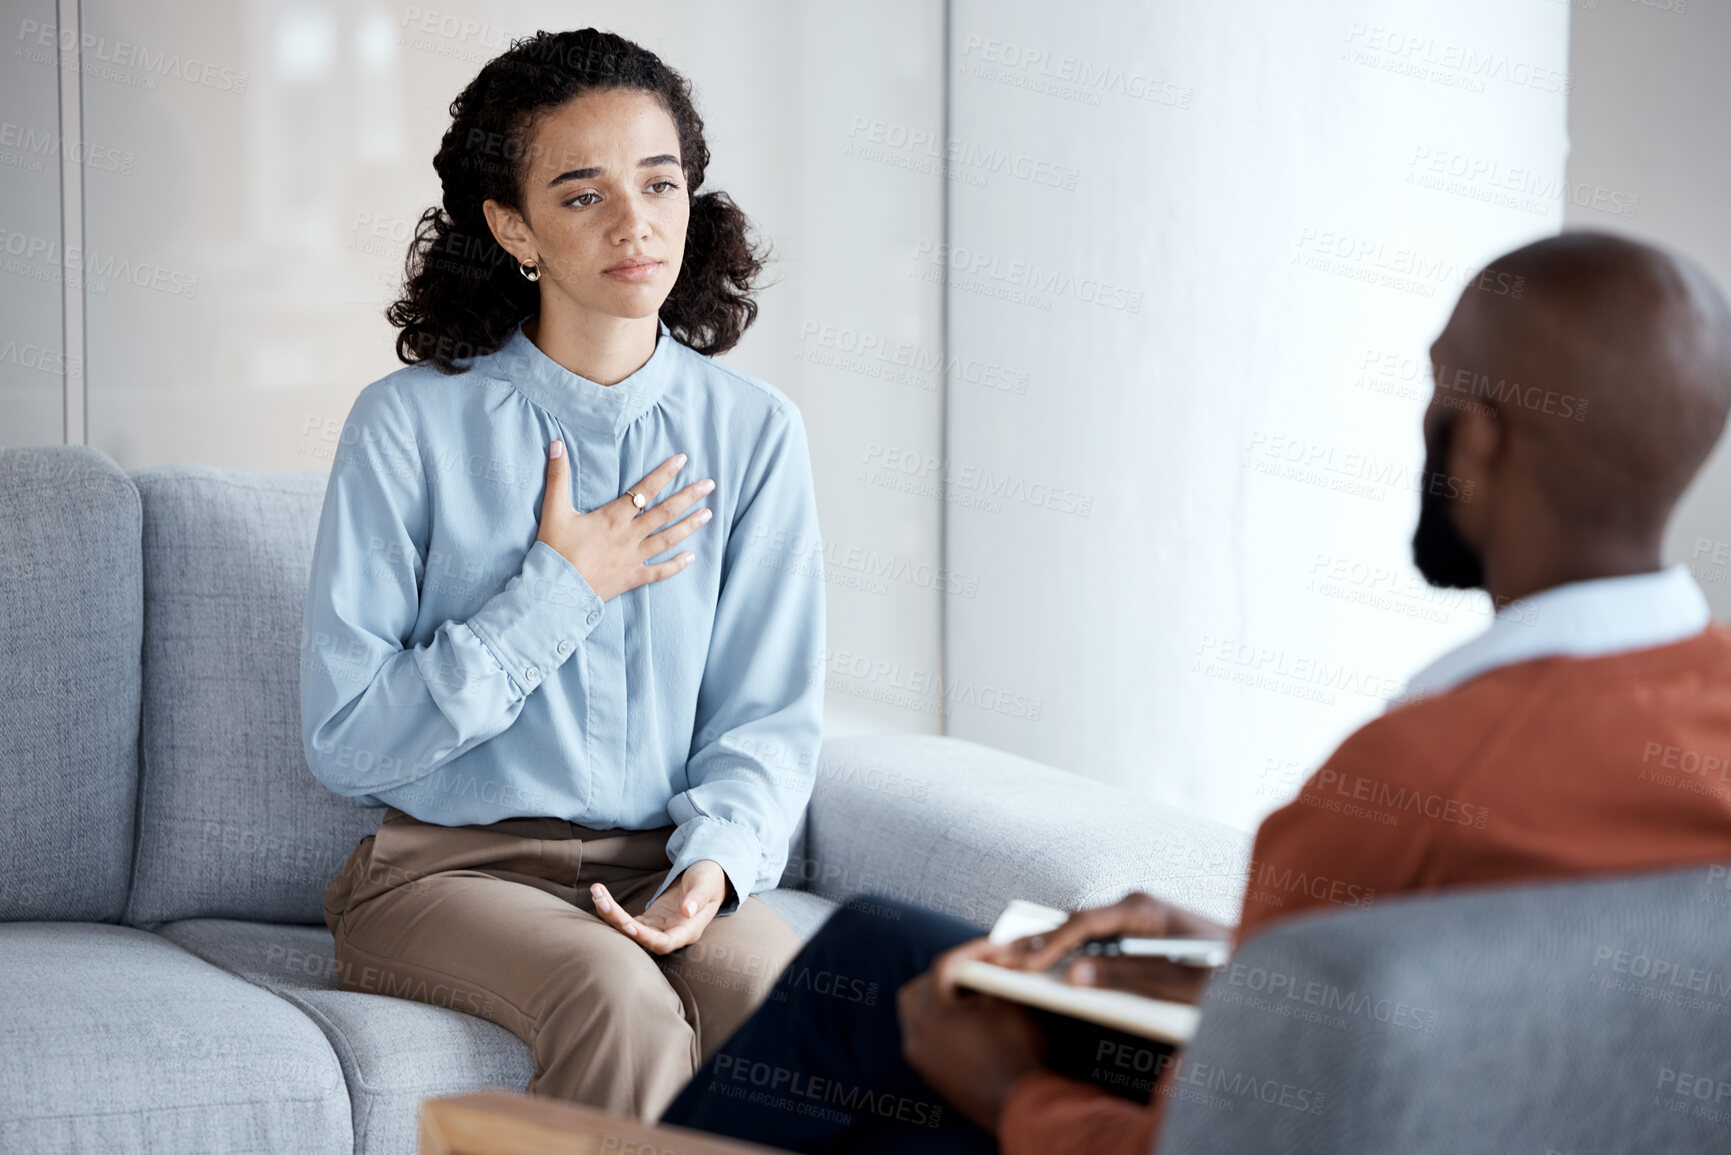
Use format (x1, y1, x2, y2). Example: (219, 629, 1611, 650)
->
(557, 639, 573, 656)
(524, 665, 541, 682)
(586, 609, 601, 626)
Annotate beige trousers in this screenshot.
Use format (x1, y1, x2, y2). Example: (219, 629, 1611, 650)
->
(322, 805, 803, 1121)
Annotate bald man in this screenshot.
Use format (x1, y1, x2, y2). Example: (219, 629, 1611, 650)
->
(655, 232, 1731, 1155)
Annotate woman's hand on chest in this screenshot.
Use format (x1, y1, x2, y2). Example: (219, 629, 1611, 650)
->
(536, 441, 717, 602)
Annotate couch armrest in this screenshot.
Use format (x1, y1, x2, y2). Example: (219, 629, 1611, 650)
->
(786, 734, 1250, 929)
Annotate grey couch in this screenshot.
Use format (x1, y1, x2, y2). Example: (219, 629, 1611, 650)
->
(13, 443, 1724, 1155)
(0, 444, 1250, 1154)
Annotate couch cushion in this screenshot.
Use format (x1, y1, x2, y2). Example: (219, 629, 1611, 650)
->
(155, 918, 541, 1155)
(289, 990, 532, 1155)
(753, 886, 838, 941)
(124, 467, 382, 926)
(0, 922, 351, 1153)
(0, 447, 142, 922)
(156, 918, 351, 991)
(1156, 865, 1731, 1154)
(157, 891, 834, 1154)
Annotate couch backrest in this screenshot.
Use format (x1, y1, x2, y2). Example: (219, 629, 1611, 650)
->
(0, 447, 142, 922)
(123, 465, 380, 926)
(1156, 865, 1731, 1154)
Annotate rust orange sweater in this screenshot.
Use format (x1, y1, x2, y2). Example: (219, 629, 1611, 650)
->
(999, 623, 1731, 1155)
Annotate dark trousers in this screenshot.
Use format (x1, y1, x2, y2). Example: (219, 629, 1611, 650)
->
(659, 893, 1168, 1154)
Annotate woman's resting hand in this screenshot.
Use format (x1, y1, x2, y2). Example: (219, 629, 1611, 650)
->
(588, 859, 731, 953)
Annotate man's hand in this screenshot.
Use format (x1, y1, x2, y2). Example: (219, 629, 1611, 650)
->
(1001, 892, 1230, 1005)
(590, 860, 729, 954)
(897, 937, 1048, 1135)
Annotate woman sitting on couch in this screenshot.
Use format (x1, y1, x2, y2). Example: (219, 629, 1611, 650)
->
(298, 26, 824, 1122)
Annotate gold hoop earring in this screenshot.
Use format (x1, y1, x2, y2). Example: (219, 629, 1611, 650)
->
(518, 257, 541, 283)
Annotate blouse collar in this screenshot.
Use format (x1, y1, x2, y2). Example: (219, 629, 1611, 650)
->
(485, 317, 679, 437)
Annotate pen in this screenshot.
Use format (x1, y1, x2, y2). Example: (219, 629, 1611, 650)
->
(1064, 936, 1230, 968)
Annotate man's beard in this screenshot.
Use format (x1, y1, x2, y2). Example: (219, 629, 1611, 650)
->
(1412, 413, 1485, 590)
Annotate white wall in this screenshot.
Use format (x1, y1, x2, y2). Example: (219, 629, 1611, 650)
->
(0, 0, 65, 447)
(1563, 0, 1731, 618)
(944, 0, 1571, 833)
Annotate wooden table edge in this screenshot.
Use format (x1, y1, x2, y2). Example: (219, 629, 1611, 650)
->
(419, 1089, 797, 1155)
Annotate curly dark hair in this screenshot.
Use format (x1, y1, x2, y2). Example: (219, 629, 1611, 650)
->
(386, 28, 765, 372)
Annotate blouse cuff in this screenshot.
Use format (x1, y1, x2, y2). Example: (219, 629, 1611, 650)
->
(463, 541, 605, 697)
(653, 816, 761, 917)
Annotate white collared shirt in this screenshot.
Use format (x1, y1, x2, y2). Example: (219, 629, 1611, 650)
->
(1401, 563, 1713, 702)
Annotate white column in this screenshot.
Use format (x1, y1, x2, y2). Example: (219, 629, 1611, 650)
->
(943, 1, 1572, 831)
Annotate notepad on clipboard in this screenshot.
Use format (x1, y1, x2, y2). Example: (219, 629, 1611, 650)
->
(948, 899, 1204, 1046)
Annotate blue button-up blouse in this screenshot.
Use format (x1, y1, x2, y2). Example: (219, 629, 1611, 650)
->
(298, 319, 825, 915)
